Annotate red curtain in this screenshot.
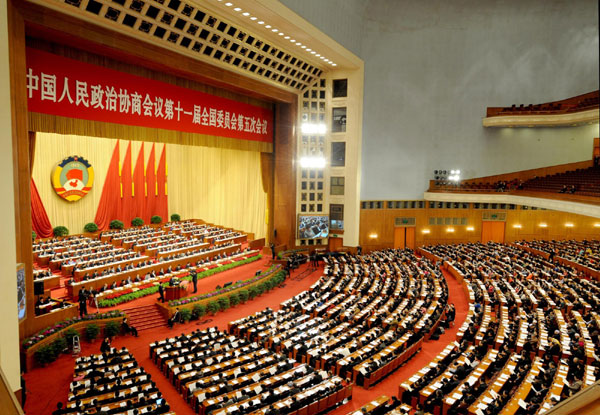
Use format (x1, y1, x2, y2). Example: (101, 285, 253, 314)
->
(94, 141, 121, 230)
(120, 141, 133, 225)
(156, 145, 168, 221)
(132, 142, 146, 223)
(30, 178, 53, 238)
(144, 144, 157, 223)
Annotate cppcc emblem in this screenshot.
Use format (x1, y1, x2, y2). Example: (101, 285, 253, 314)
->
(52, 156, 94, 202)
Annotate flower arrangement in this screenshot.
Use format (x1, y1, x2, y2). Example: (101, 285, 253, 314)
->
(22, 310, 124, 350)
(96, 254, 262, 307)
(168, 265, 285, 307)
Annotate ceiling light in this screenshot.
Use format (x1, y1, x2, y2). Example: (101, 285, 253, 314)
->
(265, 25, 271, 28)
(242, 12, 250, 16)
(250, 16, 257, 20)
(278, 32, 284, 36)
(301, 45, 306, 49)
(320, 57, 325, 60)
(224, 2, 232, 6)
(299, 156, 326, 169)
(290, 39, 296, 43)
(284, 36, 290, 39)
(272, 29, 278, 32)
(315, 54, 321, 57)
(257, 21, 264, 24)
(306, 48, 311, 52)
(296, 42, 302, 45)
(233, 7, 241, 11)
(310, 51, 316, 54)
(332, 63, 337, 66)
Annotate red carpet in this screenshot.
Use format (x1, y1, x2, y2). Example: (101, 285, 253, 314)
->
(23, 263, 469, 415)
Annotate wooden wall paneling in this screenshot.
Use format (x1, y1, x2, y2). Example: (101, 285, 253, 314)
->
(8, 0, 34, 340)
(19, 2, 297, 105)
(273, 100, 297, 249)
(360, 205, 600, 250)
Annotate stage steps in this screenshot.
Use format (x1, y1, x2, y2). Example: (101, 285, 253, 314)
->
(122, 304, 168, 331)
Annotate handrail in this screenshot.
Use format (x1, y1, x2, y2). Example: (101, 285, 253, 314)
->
(543, 380, 600, 415)
(0, 365, 24, 415)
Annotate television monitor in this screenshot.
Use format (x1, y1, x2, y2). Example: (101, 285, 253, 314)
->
(17, 264, 26, 320)
(298, 215, 329, 239)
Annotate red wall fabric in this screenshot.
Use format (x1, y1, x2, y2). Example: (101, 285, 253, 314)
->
(30, 178, 53, 238)
(132, 142, 146, 224)
(144, 144, 157, 223)
(94, 141, 121, 231)
(120, 142, 133, 225)
(156, 145, 168, 222)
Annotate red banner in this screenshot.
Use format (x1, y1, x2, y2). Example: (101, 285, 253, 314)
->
(26, 48, 273, 143)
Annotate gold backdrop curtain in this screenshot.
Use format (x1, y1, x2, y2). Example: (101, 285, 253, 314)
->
(32, 133, 266, 239)
(167, 144, 266, 239)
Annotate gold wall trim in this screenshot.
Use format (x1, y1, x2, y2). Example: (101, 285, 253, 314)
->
(483, 108, 599, 127)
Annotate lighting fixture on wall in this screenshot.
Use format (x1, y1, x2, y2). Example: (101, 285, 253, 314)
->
(594, 223, 600, 228)
(466, 226, 474, 231)
(513, 224, 522, 229)
(446, 227, 455, 233)
(422, 229, 430, 234)
(565, 223, 574, 228)
(368, 233, 378, 239)
(299, 156, 326, 169)
(301, 123, 327, 134)
(539, 223, 548, 228)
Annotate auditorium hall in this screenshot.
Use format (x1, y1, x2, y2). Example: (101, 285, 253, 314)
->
(0, 1, 598, 414)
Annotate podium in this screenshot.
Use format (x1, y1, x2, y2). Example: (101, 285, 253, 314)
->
(165, 283, 188, 301)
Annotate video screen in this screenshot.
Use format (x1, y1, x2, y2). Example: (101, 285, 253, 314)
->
(298, 215, 329, 239)
(17, 265, 26, 320)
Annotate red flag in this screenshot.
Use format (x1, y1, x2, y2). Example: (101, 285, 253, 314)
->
(132, 142, 146, 224)
(120, 141, 133, 225)
(156, 144, 168, 221)
(94, 141, 121, 230)
(145, 144, 157, 223)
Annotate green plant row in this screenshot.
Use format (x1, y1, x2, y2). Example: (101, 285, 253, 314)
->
(33, 321, 122, 366)
(97, 254, 262, 308)
(176, 270, 287, 323)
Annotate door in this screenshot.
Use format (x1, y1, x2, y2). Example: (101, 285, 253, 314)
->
(481, 221, 505, 243)
(394, 227, 416, 249)
(394, 227, 405, 249)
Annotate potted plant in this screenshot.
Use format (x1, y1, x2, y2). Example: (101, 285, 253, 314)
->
(104, 321, 121, 338)
(218, 296, 230, 311)
(109, 220, 124, 230)
(53, 226, 69, 237)
(52, 337, 68, 357)
(248, 286, 259, 300)
(150, 215, 162, 225)
(34, 344, 54, 367)
(180, 308, 192, 323)
(131, 217, 144, 227)
(83, 222, 99, 235)
(238, 289, 249, 303)
(170, 213, 181, 222)
(207, 300, 219, 315)
(192, 303, 206, 320)
(85, 323, 100, 343)
(32, 231, 36, 241)
(229, 293, 240, 307)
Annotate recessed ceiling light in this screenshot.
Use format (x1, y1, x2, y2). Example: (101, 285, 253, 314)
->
(310, 51, 316, 54)
(225, 2, 232, 5)
(272, 28, 278, 32)
(265, 25, 271, 28)
(242, 12, 250, 16)
(258, 21, 264, 24)
(306, 48, 311, 52)
(278, 32, 284, 36)
(332, 63, 337, 66)
(319, 56, 325, 60)
(315, 54, 320, 57)
(301, 45, 306, 48)
(250, 16, 257, 20)
(324, 59, 329, 62)
(284, 36, 290, 39)
(233, 7, 241, 11)
(290, 39, 295, 42)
